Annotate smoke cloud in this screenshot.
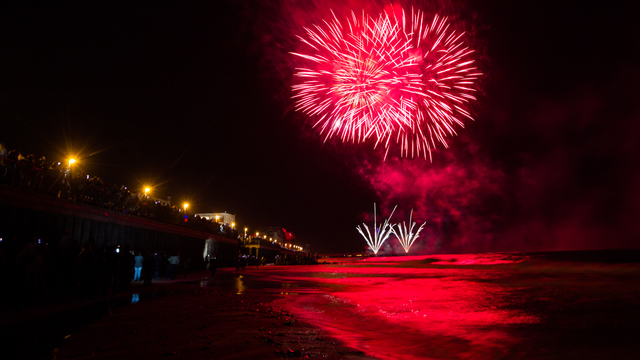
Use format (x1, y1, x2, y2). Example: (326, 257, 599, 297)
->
(247, 0, 640, 253)
(357, 142, 507, 254)
(358, 68, 640, 253)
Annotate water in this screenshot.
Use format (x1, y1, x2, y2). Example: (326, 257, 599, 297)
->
(233, 250, 640, 359)
(7, 251, 637, 359)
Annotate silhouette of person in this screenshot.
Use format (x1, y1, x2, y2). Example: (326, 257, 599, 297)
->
(209, 255, 217, 278)
(133, 251, 143, 281)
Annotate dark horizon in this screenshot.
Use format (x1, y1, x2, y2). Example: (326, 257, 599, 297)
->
(2, 0, 639, 254)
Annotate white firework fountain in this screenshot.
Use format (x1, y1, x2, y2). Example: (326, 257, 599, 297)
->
(357, 204, 397, 255)
(392, 209, 425, 253)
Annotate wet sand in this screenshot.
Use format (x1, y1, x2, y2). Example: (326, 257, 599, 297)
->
(53, 271, 372, 360)
(32, 251, 640, 359)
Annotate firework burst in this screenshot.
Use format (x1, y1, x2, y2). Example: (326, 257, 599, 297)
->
(357, 203, 397, 254)
(392, 209, 425, 253)
(291, 8, 481, 159)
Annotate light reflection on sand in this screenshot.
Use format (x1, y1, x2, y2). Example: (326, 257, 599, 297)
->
(222, 252, 640, 359)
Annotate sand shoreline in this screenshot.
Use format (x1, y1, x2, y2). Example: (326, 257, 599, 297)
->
(46, 269, 374, 360)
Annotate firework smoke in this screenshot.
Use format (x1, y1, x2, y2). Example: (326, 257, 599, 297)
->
(359, 148, 506, 254)
(249, 0, 640, 253)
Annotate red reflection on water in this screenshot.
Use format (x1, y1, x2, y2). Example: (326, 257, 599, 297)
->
(359, 253, 523, 265)
(262, 255, 538, 359)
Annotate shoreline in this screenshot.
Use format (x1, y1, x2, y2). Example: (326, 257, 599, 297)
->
(32, 269, 376, 360)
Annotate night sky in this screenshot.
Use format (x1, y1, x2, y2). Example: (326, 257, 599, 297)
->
(2, 1, 639, 254)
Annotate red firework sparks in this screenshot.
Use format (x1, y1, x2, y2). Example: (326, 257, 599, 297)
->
(291, 8, 482, 159)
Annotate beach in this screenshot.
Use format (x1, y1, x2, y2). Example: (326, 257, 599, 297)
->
(8, 251, 640, 359)
(50, 272, 371, 360)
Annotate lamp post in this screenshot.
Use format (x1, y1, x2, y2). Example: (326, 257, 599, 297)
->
(65, 158, 76, 179)
(144, 187, 150, 197)
(183, 203, 189, 212)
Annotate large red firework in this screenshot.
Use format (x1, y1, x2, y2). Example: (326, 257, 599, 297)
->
(291, 8, 481, 159)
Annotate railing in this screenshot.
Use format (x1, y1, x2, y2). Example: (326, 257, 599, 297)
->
(0, 156, 237, 239)
(241, 238, 306, 253)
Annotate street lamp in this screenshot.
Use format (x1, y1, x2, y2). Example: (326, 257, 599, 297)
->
(231, 222, 235, 229)
(68, 158, 76, 168)
(144, 187, 150, 196)
(215, 215, 219, 223)
(183, 203, 189, 212)
(244, 227, 248, 238)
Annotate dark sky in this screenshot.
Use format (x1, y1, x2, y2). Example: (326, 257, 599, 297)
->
(2, 1, 639, 253)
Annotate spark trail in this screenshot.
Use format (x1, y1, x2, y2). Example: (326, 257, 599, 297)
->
(357, 203, 397, 254)
(392, 209, 425, 253)
(292, 8, 481, 159)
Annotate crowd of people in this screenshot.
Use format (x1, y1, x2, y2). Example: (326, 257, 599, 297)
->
(0, 142, 238, 238)
(273, 252, 319, 265)
(231, 252, 318, 269)
(1, 142, 318, 309)
(0, 231, 202, 308)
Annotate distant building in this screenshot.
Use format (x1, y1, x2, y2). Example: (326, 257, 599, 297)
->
(265, 226, 284, 246)
(264, 227, 297, 249)
(196, 212, 236, 227)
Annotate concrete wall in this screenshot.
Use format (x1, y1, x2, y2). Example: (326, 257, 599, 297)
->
(0, 187, 240, 267)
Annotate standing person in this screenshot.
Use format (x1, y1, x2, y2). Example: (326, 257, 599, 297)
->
(104, 245, 118, 290)
(168, 253, 179, 280)
(0, 142, 7, 180)
(133, 251, 143, 281)
(158, 252, 168, 279)
(209, 255, 217, 279)
(118, 245, 134, 292)
(154, 252, 162, 280)
(77, 240, 98, 300)
(182, 255, 191, 278)
(142, 251, 155, 287)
